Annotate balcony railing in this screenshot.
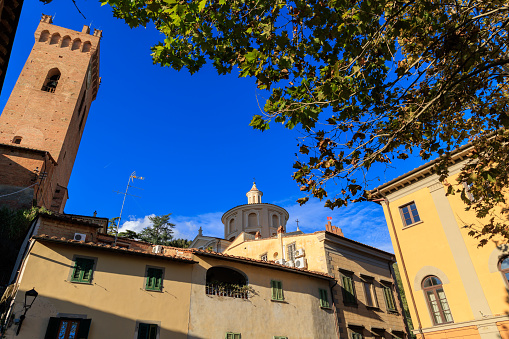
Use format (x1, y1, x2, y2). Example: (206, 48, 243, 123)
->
(205, 283, 249, 299)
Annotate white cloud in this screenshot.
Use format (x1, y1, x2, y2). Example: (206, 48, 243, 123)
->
(118, 212, 224, 241)
(119, 201, 394, 253)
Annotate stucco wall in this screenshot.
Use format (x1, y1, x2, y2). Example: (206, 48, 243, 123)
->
(187, 255, 337, 339)
(7, 241, 193, 339)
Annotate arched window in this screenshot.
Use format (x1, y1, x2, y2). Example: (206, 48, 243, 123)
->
(228, 219, 235, 234)
(71, 39, 81, 51)
(50, 33, 60, 45)
(206, 267, 248, 299)
(61, 36, 71, 48)
(82, 41, 92, 52)
(248, 213, 257, 227)
(272, 214, 279, 228)
(41, 68, 61, 93)
(499, 257, 509, 286)
(39, 30, 50, 42)
(422, 276, 453, 325)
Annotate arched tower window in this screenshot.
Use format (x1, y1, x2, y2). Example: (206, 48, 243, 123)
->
(206, 267, 248, 299)
(499, 257, 509, 286)
(42, 68, 61, 93)
(61, 36, 71, 48)
(39, 30, 50, 42)
(272, 214, 279, 228)
(71, 39, 81, 51)
(229, 219, 235, 234)
(50, 33, 60, 45)
(248, 213, 257, 227)
(422, 276, 453, 325)
(82, 41, 92, 52)
(12, 136, 22, 144)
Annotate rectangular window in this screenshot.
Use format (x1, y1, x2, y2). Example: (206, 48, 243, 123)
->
(273, 337, 288, 339)
(225, 332, 241, 339)
(145, 267, 163, 291)
(319, 288, 330, 308)
(260, 253, 268, 261)
(363, 281, 378, 308)
(399, 202, 421, 226)
(341, 274, 357, 305)
(382, 284, 397, 312)
(271, 280, 284, 301)
(70, 257, 95, 283)
(287, 243, 296, 262)
(138, 323, 158, 339)
(44, 317, 91, 339)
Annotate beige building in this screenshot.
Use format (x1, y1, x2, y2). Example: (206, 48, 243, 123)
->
(224, 224, 408, 339)
(1, 212, 337, 339)
(370, 146, 509, 339)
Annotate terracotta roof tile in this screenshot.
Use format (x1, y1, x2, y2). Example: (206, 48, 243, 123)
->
(33, 235, 195, 263)
(189, 248, 333, 280)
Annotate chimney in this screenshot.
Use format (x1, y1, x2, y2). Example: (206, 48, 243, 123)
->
(255, 231, 261, 240)
(198, 227, 203, 236)
(93, 29, 103, 38)
(82, 25, 91, 34)
(93, 211, 97, 217)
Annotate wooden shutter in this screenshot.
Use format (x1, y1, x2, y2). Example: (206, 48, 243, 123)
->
(76, 319, 91, 339)
(276, 281, 283, 300)
(319, 288, 329, 308)
(81, 260, 93, 282)
(383, 286, 395, 311)
(271, 280, 277, 300)
(138, 323, 149, 339)
(44, 317, 60, 339)
(148, 324, 158, 339)
(342, 275, 356, 304)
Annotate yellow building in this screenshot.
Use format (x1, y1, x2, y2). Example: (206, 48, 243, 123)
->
(370, 146, 509, 339)
(224, 223, 408, 338)
(1, 213, 337, 339)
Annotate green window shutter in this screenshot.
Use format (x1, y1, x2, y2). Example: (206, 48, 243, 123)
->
(271, 280, 283, 300)
(225, 332, 240, 339)
(383, 286, 396, 311)
(319, 288, 329, 308)
(148, 324, 158, 339)
(138, 323, 149, 339)
(76, 319, 91, 339)
(71, 258, 94, 283)
(351, 332, 363, 339)
(341, 275, 357, 305)
(44, 317, 60, 339)
(146, 268, 163, 291)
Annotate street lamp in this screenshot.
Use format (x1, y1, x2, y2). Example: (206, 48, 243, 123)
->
(16, 288, 38, 335)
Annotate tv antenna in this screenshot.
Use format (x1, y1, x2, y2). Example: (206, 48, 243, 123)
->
(113, 171, 144, 246)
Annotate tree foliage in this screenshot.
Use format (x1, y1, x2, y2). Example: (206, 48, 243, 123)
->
(105, 0, 509, 244)
(107, 217, 120, 236)
(138, 214, 176, 245)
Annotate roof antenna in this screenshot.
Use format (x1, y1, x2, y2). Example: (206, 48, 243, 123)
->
(113, 171, 145, 246)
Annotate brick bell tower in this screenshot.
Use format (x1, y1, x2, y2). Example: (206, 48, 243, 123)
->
(0, 14, 101, 212)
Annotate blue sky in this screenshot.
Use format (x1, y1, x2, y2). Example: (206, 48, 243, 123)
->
(0, 0, 424, 253)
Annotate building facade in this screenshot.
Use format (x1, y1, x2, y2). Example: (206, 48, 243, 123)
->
(1, 213, 337, 339)
(370, 146, 509, 339)
(224, 223, 408, 339)
(0, 15, 101, 212)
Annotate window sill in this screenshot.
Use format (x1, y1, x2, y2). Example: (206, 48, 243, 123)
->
(366, 305, 381, 310)
(402, 220, 423, 229)
(271, 299, 287, 303)
(387, 310, 399, 315)
(69, 280, 92, 285)
(320, 306, 332, 310)
(145, 289, 163, 293)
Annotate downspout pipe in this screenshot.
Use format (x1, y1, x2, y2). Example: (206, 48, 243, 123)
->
(372, 195, 425, 339)
(329, 279, 341, 339)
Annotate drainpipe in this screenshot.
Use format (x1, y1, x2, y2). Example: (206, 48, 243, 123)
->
(329, 280, 341, 339)
(373, 194, 425, 339)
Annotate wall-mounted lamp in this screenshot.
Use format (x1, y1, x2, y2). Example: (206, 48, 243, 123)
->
(16, 288, 38, 335)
